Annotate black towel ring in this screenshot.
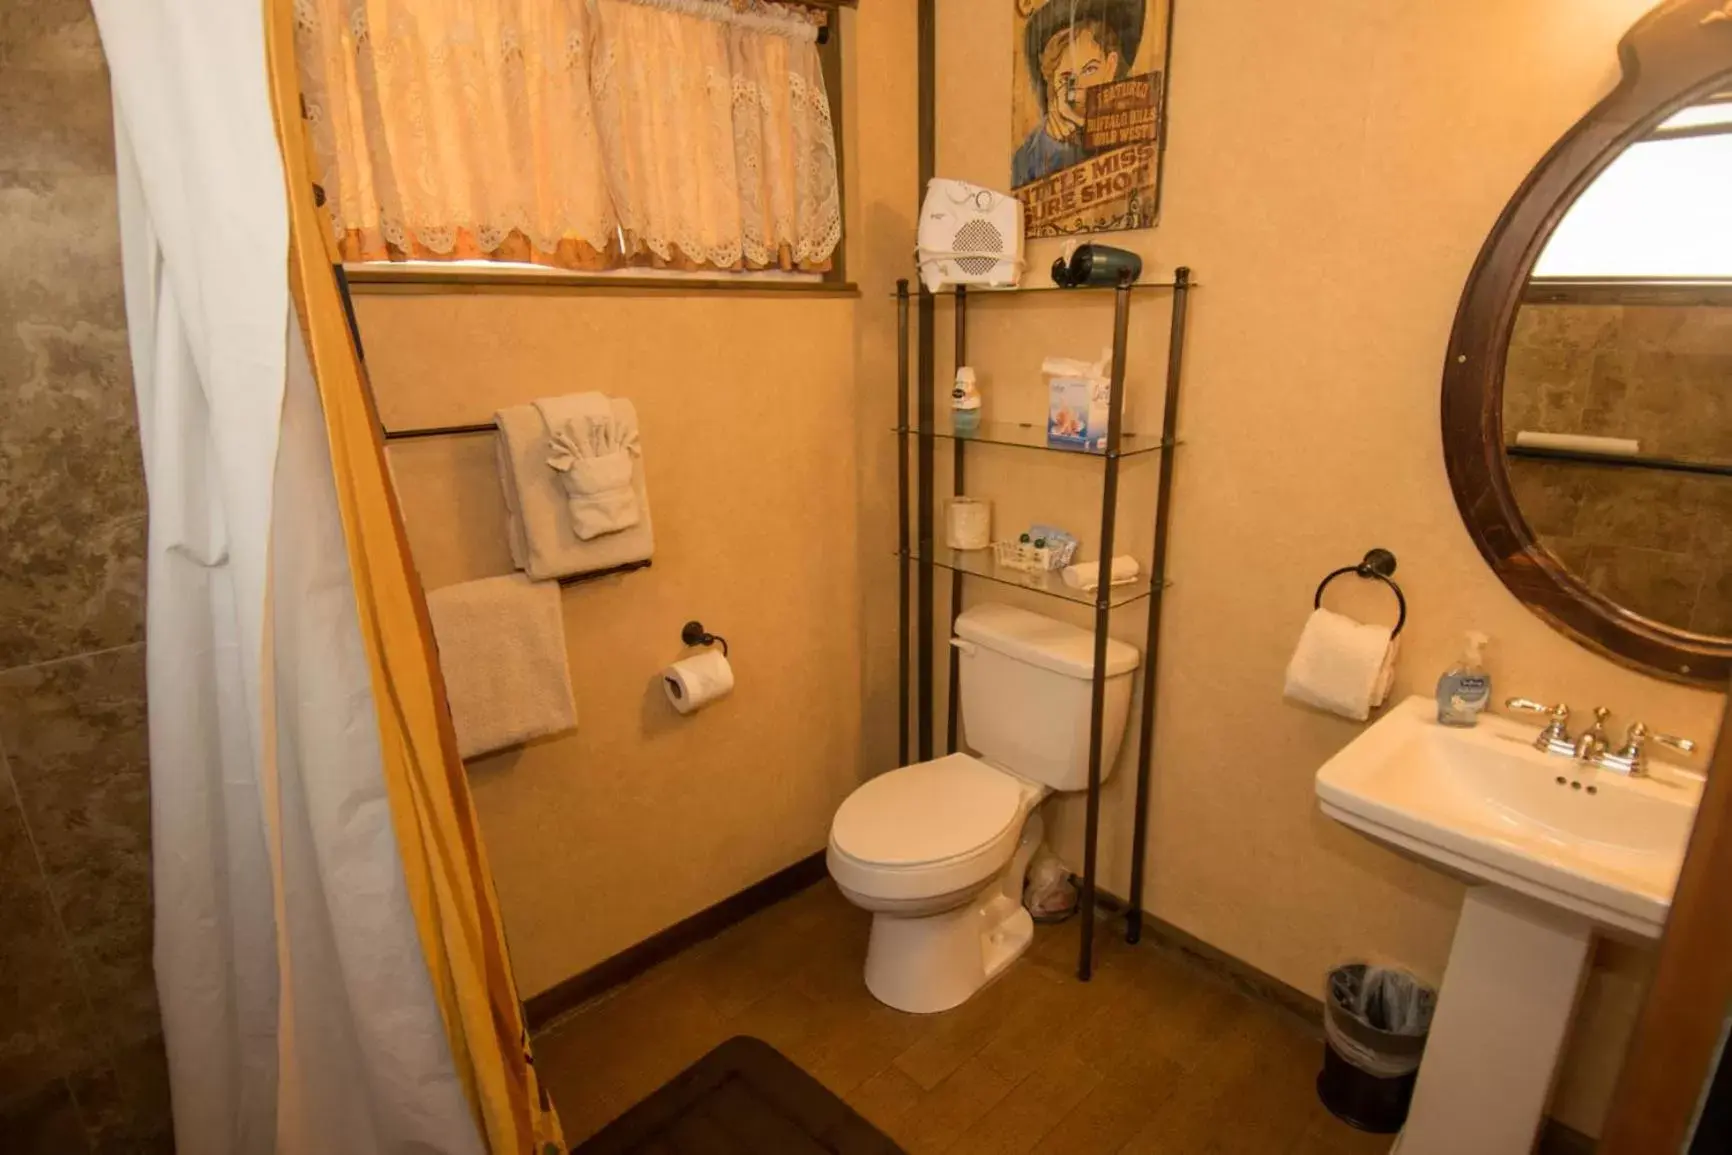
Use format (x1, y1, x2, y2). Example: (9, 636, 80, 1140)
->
(680, 620, 729, 658)
(1314, 548, 1407, 638)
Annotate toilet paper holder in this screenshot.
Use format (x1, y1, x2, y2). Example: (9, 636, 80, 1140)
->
(680, 620, 729, 657)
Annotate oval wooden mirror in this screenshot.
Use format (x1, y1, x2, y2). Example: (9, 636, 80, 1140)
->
(1443, 0, 1732, 685)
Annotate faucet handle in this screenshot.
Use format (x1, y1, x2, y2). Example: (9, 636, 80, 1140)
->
(1506, 697, 1569, 721)
(1607, 722, 1698, 777)
(1507, 698, 1574, 755)
(1623, 722, 1696, 755)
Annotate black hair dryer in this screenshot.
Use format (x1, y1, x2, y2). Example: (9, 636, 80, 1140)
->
(1051, 244, 1143, 288)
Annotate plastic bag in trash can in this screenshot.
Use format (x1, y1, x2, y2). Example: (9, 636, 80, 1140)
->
(1022, 851, 1077, 922)
(1324, 964, 1437, 1078)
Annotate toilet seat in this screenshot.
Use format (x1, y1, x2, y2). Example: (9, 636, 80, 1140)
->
(828, 753, 1040, 903)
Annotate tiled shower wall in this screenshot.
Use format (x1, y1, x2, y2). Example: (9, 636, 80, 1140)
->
(0, 3, 172, 1151)
(1504, 301, 1732, 635)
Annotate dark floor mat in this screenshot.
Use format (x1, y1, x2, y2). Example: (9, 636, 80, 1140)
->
(572, 1036, 905, 1155)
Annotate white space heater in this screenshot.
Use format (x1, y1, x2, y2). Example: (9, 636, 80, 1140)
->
(916, 179, 1025, 292)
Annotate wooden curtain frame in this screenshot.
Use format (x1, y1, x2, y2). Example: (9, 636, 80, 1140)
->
(1440, 0, 1732, 686)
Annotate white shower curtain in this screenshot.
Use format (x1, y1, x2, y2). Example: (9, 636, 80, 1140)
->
(94, 3, 486, 1152)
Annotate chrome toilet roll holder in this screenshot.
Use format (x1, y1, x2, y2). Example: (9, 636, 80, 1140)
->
(680, 620, 729, 657)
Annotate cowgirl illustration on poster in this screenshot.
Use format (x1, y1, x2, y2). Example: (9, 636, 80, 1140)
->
(1011, 0, 1171, 238)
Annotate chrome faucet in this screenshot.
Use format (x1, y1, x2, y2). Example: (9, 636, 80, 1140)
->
(1505, 698, 1578, 758)
(1506, 698, 1696, 778)
(1596, 722, 1697, 778)
(1574, 706, 1612, 763)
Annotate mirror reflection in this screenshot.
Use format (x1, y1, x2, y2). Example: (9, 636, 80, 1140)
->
(1503, 93, 1732, 636)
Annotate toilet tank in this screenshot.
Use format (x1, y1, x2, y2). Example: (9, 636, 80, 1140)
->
(953, 603, 1141, 792)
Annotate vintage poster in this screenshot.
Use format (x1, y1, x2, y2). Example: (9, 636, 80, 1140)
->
(1011, 0, 1170, 238)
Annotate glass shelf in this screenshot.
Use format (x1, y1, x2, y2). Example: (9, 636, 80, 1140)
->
(896, 419, 1174, 458)
(892, 279, 1187, 297)
(901, 547, 1163, 609)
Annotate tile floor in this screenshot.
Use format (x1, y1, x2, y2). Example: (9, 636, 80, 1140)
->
(533, 882, 1390, 1154)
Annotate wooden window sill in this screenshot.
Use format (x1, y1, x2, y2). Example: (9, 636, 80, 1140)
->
(342, 264, 861, 298)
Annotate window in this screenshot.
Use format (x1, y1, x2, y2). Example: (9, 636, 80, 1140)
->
(294, 0, 843, 279)
(1534, 101, 1732, 279)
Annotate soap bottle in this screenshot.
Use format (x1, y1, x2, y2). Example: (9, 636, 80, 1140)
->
(1436, 632, 1492, 727)
(952, 366, 982, 434)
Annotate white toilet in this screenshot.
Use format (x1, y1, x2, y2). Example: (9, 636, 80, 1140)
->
(827, 602, 1139, 1013)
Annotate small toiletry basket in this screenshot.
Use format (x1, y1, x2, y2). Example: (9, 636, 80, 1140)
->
(994, 537, 1077, 574)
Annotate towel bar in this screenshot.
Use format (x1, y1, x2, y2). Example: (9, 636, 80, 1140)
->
(1314, 548, 1407, 637)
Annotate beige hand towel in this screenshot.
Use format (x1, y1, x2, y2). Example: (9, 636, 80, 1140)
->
(495, 398, 654, 580)
(426, 574, 577, 759)
(1283, 608, 1399, 722)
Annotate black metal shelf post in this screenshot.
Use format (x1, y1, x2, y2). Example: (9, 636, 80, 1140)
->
(896, 280, 911, 767)
(914, 0, 936, 763)
(1075, 273, 1136, 978)
(1127, 265, 1190, 944)
(945, 287, 967, 754)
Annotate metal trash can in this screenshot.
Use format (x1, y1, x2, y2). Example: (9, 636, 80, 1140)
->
(1317, 963, 1436, 1133)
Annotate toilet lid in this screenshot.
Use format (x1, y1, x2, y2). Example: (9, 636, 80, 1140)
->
(831, 753, 1025, 867)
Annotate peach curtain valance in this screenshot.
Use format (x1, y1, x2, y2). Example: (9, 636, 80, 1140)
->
(293, 0, 841, 273)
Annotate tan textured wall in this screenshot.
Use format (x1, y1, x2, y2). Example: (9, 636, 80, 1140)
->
(928, 0, 1724, 1137)
(365, 290, 863, 996)
(355, 0, 918, 1003)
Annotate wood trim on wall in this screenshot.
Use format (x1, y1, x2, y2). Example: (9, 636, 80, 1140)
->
(1601, 685, 1732, 1153)
(342, 268, 862, 297)
(523, 851, 829, 1031)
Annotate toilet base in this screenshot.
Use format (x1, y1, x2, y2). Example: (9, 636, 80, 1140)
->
(861, 813, 1043, 1014)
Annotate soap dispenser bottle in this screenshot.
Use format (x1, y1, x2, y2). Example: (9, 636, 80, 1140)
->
(952, 366, 982, 434)
(1437, 631, 1492, 727)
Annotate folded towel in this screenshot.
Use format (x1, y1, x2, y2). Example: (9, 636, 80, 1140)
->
(534, 392, 611, 442)
(536, 393, 643, 540)
(426, 574, 577, 759)
(1283, 608, 1399, 722)
(495, 400, 654, 581)
(1061, 555, 1140, 591)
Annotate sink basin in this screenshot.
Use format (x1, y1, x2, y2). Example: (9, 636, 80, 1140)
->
(1313, 696, 1702, 1154)
(1316, 695, 1700, 938)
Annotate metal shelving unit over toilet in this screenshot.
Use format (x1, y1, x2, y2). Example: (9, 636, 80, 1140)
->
(892, 268, 1194, 982)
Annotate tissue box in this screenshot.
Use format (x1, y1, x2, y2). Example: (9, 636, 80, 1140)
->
(1047, 372, 1112, 450)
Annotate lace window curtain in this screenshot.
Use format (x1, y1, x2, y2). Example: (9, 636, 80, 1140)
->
(294, 0, 841, 273)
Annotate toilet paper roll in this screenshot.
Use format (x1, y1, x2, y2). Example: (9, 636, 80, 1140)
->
(946, 497, 992, 551)
(662, 650, 735, 715)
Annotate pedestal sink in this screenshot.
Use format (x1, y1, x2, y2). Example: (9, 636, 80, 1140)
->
(1314, 696, 1701, 1154)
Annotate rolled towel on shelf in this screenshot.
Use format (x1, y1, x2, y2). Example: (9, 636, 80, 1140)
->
(495, 397, 654, 581)
(1513, 431, 1640, 457)
(1284, 608, 1400, 722)
(1061, 555, 1140, 592)
(426, 574, 577, 760)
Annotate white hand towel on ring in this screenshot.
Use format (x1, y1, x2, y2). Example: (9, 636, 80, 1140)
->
(1283, 608, 1400, 722)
